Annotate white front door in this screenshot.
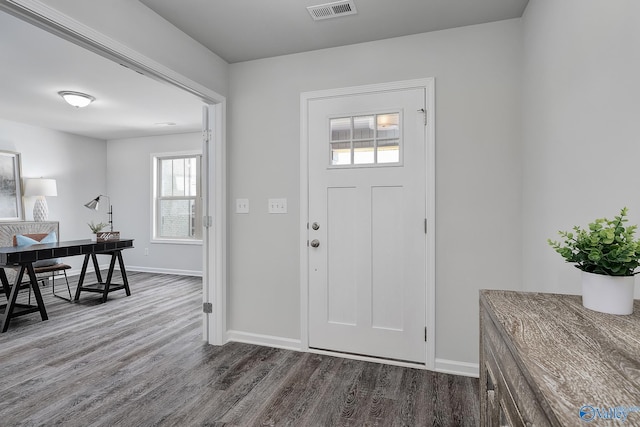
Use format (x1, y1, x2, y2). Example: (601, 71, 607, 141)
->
(306, 85, 428, 364)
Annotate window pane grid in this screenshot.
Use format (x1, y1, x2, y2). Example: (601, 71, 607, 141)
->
(154, 154, 202, 240)
(329, 112, 400, 167)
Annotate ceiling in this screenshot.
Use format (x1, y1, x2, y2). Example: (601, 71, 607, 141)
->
(0, 0, 529, 140)
(0, 10, 204, 140)
(140, 0, 529, 63)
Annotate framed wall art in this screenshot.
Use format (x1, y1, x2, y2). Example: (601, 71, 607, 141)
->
(0, 151, 24, 221)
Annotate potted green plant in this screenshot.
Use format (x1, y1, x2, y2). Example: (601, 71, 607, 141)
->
(88, 221, 108, 241)
(548, 207, 640, 314)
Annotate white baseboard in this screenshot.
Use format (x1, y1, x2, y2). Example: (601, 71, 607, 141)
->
(64, 265, 201, 278)
(435, 358, 479, 378)
(126, 266, 202, 277)
(65, 265, 110, 277)
(226, 330, 303, 352)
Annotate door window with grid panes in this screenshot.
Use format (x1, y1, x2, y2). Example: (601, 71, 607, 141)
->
(329, 112, 401, 167)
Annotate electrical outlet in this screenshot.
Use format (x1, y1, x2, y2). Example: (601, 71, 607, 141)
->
(236, 198, 249, 214)
(268, 198, 287, 214)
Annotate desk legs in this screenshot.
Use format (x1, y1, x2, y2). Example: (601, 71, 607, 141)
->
(26, 264, 47, 320)
(104, 252, 131, 301)
(74, 251, 131, 303)
(0, 265, 48, 333)
(75, 253, 91, 298)
(1, 268, 10, 299)
(0, 268, 19, 333)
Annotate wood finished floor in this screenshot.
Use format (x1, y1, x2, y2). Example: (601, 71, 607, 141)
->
(0, 272, 479, 426)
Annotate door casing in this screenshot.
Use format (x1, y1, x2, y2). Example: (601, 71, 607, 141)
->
(300, 78, 436, 369)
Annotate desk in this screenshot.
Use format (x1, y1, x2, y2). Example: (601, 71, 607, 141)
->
(0, 239, 134, 332)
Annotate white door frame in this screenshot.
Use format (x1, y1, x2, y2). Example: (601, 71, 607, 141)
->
(0, 0, 228, 345)
(300, 78, 436, 369)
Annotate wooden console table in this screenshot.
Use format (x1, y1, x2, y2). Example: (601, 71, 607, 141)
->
(480, 290, 640, 426)
(0, 239, 134, 332)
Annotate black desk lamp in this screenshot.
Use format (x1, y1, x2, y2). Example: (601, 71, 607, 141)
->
(84, 194, 113, 232)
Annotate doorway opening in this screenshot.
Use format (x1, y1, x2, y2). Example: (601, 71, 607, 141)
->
(0, 2, 227, 345)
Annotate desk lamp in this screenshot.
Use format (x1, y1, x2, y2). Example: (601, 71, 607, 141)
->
(84, 194, 113, 232)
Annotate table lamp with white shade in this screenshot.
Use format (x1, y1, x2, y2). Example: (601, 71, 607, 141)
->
(23, 178, 57, 221)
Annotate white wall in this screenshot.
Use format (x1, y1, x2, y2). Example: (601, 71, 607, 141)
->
(107, 132, 203, 276)
(0, 118, 107, 272)
(521, 0, 640, 296)
(228, 19, 523, 367)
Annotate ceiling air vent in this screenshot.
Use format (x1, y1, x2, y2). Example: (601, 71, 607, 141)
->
(307, 0, 357, 21)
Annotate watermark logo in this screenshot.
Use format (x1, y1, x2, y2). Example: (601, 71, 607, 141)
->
(579, 405, 640, 423)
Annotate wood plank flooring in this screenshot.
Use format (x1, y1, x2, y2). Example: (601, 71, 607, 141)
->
(0, 272, 479, 426)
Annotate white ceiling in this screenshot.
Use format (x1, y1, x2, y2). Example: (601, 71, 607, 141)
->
(140, 0, 529, 63)
(0, 10, 204, 140)
(1, 0, 529, 140)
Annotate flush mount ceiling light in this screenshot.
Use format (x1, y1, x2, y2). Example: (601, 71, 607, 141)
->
(58, 91, 96, 108)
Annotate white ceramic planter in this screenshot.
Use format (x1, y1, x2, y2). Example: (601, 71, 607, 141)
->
(581, 271, 635, 315)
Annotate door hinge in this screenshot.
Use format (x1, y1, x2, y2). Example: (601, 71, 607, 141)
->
(203, 302, 213, 314)
(418, 108, 427, 126)
(424, 327, 428, 342)
(202, 129, 212, 141)
(424, 218, 427, 234)
(203, 216, 213, 228)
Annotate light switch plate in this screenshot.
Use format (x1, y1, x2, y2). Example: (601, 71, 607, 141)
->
(268, 198, 287, 214)
(236, 198, 249, 214)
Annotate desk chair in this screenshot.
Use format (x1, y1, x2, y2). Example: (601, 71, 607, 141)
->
(13, 233, 73, 302)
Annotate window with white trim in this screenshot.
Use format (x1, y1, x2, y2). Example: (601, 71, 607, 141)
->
(153, 154, 202, 241)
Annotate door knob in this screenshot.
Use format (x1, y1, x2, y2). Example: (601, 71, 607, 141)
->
(311, 222, 320, 230)
(310, 239, 320, 248)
